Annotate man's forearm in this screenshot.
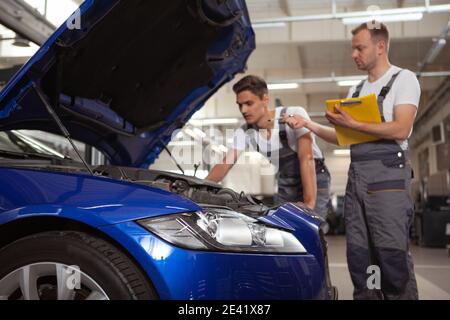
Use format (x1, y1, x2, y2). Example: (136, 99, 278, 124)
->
(328, 104, 417, 141)
(205, 149, 238, 182)
(353, 120, 411, 141)
(205, 163, 231, 182)
(305, 120, 339, 145)
(299, 157, 317, 209)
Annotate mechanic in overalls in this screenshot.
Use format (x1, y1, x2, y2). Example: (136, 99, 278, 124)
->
(284, 22, 420, 299)
(205, 75, 331, 218)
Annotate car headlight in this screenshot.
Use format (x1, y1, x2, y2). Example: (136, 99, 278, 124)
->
(138, 208, 306, 253)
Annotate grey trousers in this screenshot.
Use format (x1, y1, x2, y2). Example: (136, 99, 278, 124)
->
(275, 168, 330, 219)
(315, 170, 331, 219)
(345, 141, 418, 300)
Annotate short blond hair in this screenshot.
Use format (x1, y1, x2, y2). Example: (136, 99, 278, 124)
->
(352, 21, 390, 51)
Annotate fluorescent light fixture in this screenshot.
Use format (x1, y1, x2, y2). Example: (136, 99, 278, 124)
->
(184, 128, 197, 139)
(252, 22, 287, 29)
(425, 38, 447, 64)
(24, 0, 79, 26)
(175, 131, 184, 139)
(169, 170, 209, 179)
(342, 13, 423, 25)
(268, 83, 299, 90)
(168, 141, 196, 147)
(333, 149, 351, 156)
(192, 127, 206, 138)
(189, 118, 240, 126)
(218, 145, 229, 153)
(211, 144, 229, 154)
(337, 80, 361, 87)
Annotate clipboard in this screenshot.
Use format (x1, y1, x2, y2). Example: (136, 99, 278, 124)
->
(326, 94, 381, 146)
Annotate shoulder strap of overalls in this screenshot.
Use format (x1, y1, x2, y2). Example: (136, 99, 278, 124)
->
(277, 107, 299, 160)
(278, 107, 290, 149)
(351, 70, 403, 122)
(243, 123, 259, 152)
(377, 70, 403, 122)
(352, 79, 366, 98)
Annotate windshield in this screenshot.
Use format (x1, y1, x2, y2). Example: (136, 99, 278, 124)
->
(0, 131, 65, 158)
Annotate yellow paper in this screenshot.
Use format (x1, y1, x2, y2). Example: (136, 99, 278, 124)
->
(326, 94, 381, 146)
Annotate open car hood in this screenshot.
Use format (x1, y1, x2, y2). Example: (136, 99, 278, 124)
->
(0, 0, 255, 167)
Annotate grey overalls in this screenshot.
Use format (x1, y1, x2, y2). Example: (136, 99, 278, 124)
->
(345, 71, 418, 300)
(247, 107, 331, 217)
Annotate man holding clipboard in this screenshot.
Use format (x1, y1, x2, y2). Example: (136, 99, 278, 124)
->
(284, 22, 420, 300)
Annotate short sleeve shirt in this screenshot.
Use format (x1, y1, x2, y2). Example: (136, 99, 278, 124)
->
(232, 106, 324, 169)
(347, 65, 421, 150)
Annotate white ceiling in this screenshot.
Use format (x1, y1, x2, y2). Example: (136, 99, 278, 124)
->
(0, 0, 448, 133)
(195, 0, 450, 155)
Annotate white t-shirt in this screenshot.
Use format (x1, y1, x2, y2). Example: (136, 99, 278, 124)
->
(232, 106, 324, 169)
(347, 65, 421, 150)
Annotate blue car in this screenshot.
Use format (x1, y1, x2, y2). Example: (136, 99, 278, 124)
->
(0, 0, 336, 300)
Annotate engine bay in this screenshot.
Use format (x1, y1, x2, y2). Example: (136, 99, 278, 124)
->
(93, 165, 272, 216)
(0, 154, 272, 216)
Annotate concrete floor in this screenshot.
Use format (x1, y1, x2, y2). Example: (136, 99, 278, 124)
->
(326, 235, 450, 300)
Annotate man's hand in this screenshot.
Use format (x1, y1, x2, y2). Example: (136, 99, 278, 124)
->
(326, 104, 417, 141)
(297, 201, 315, 210)
(280, 112, 339, 145)
(205, 149, 239, 182)
(292, 201, 315, 210)
(325, 105, 358, 129)
(281, 113, 309, 129)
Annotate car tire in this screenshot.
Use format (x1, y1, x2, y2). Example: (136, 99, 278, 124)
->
(0, 231, 157, 300)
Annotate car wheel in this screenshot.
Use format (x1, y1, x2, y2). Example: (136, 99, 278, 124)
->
(0, 231, 157, 300)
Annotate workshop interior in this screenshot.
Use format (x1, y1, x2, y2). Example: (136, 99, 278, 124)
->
(0, 0, 448, 301)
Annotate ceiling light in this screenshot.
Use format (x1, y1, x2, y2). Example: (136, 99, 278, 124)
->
(337, 80, 361, 87)
(424, 38, 447, 64)
(175, 131, 184, 139)
(168, 141, 196, 147)
(192, 127, 206, 138)
(184, 128, 197, 139)
(252, 22, 287, 29)
(218, 145, 229, 153)
(210, 144, 228, 154)
(189, 118, 240, 126)
(268, 83, 299, 90)
(12, 37, 30, 47)
(333, 149, 351, 156)
(342, 13, 423, 25)
(0, 34, 30, 47)
(169, 169, 209, 179)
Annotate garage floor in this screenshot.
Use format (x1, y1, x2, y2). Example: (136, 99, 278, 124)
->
(326, 235, 450, 300)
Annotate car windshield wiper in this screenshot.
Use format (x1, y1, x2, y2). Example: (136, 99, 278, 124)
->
(0, 149, 62, 160)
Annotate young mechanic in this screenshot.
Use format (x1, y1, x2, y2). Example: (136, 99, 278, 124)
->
(206, 75, 331, 218)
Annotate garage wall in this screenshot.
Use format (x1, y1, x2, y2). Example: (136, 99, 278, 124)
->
(410, 97, 450, 180)
(324, 155, 351, 196)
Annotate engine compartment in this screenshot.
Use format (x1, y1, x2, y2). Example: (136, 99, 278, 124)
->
(93, 165, 271, 216)
(0, 155, 272, 216)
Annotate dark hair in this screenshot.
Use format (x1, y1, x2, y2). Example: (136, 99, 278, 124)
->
(232, 75, 268, 99)
(351, 21, 390, 51)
